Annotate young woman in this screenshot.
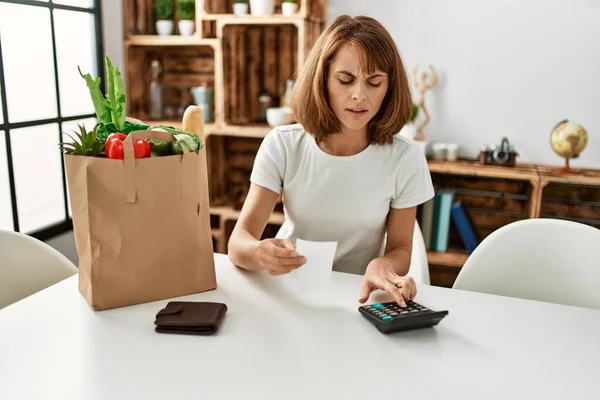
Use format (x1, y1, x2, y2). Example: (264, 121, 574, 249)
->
(228, 15, 434, 307)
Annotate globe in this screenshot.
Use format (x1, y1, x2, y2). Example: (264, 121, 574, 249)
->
(550, 119, 588, 172)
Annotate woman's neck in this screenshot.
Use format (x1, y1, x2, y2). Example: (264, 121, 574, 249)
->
(319, 127, 369, 156)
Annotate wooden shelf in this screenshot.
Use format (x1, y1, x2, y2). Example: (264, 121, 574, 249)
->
(426, 251, 470, 268)
(427, 159, 539, 182)
(210, 205, 284, 225)
(536, 165, 600, 186)
(210, 124, 273, 138)
(125, 36, 218, 47)
(145, 120, 217, 135)
(202, 13, 304, 24)
(140, 121, 271, 138)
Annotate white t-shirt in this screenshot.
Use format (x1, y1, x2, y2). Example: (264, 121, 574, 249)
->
(250, 124, 435, 275)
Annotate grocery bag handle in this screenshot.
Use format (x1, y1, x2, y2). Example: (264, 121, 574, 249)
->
(124, 130, 192, 204)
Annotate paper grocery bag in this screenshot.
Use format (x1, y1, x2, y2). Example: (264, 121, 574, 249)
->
(65, 106, 216, 310)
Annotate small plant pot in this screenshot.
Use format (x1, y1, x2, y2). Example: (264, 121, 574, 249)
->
(250, 0, 274, 16)
(156, 20, 174, 36)
(233, 3, 249, 16)
(281, 2, 298, 16)
(178, 20, 194, 36)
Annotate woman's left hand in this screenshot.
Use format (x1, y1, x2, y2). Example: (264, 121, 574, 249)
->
(359, 257, 416, 307)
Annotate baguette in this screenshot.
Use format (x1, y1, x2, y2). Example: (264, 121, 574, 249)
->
(182, 106, 205, 143)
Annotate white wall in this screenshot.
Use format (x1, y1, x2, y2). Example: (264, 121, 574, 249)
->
(101, 0, 599, 168)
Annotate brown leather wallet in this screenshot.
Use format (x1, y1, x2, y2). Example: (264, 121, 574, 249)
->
(154, 301, 228, 335)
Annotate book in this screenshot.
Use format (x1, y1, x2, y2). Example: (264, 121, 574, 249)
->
(451, 200, 481, 253)
(431, 190, 455, 252)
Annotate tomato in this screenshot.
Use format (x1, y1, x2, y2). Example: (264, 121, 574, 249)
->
(106, 138, 124, 159)
(105, 132, 127, 155)
(105, 133, 150, 160)
(133, 139, 151, 159)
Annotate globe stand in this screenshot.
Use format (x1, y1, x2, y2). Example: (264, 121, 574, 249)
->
(559, 158, 572, 173)
(556, 157, 580, 174)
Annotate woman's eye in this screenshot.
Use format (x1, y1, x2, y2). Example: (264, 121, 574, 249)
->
(368, 82, 382, 88)
(338, 79, 353, 85)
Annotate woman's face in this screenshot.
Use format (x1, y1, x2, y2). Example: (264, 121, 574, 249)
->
(326, 44, 389, 136)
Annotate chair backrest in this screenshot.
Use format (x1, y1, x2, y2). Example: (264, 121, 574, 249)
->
(409, 220, 431, 285)
(0, 229, 77, 309)
(453, 219, 600, 309)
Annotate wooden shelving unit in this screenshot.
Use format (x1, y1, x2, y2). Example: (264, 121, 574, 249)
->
(422, 159, 600, 287)
(123, 0, 326, 255)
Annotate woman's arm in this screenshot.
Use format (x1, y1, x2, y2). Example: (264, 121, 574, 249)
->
(228, 183, 306, 274)
(381, 206, 417, 276)
(359, 206, 418, 306)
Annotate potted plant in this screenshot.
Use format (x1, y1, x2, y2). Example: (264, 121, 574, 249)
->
(249, 0, 274, 16)
(233, 0, 248, 16)
(177, 0, 195, 36)
(281, 0, 298, 16)
(155, 0, 174, 36)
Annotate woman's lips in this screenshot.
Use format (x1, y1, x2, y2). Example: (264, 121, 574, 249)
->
(346, 108, 368, 118)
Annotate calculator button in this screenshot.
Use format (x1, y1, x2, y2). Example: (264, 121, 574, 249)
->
(381, 316, 392, 321)
(372, 304, 384, 309)
(401, 311, 409, 314)
(410, 309, 419, 313)
(390, 312, 398, 316)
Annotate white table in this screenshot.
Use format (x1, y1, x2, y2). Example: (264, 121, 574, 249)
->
(1, 254, 599, 399)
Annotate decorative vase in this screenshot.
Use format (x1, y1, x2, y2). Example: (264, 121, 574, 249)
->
(156, 20, 174, 36)
(249, 0, 274, 16)
(178, 20, 194, 36)
(233, 3, 249, 16)
(281, 2, 298, 16)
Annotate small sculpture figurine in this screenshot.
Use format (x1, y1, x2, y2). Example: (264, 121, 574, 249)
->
(412, 64, 438, 142)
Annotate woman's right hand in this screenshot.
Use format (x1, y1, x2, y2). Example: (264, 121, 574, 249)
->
(255, 239, 306, 275)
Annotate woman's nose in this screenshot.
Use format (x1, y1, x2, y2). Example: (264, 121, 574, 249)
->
(351, 84, 366, 102)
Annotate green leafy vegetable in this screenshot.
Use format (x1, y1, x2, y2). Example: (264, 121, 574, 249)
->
(79, 54, 127, 134)
(170, 133, 200, 154)
(104, 55, 126, 131)
(95, 121, 152, 140)
(78, 67, 110, 123)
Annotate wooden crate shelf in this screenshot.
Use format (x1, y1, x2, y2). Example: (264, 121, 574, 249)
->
(426, 251, 469, 268)
(210, 205, 284, 253)
(202, 14, 304, 23)
(125, 36, 218, 47)
(201, 0, 327, 22)
(421, 159, 600, 287)
(221, 24, 298, 126)
(125, 44, 216, 123)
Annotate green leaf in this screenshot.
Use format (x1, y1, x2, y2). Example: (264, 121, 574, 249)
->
(105, 55, 118, 130)
(78, 66, 110, 123)
(148, 125, 203, 150)
(113, 64, 127, 129)
(59, 124, 106, 156)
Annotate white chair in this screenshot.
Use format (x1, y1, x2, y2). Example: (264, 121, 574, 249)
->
(453, 219, 600, 310)
(409, 220, 430, 285)
(0, 229, 77, 309)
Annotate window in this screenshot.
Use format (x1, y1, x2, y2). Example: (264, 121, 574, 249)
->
(0, 0, 104, 239)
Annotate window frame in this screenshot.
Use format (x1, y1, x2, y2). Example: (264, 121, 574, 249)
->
(0, 0, 105, 240)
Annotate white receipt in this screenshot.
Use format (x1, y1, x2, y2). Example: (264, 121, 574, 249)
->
(293, 238, 338, 294)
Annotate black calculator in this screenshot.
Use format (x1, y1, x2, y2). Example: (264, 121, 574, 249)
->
(359, 300, 448, 334)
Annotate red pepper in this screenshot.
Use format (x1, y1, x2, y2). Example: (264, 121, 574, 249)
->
(105, 132, 150, 160)
(106, 132, 126, 158)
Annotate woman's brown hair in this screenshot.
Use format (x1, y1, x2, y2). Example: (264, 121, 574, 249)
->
(291, 15, 412, 145)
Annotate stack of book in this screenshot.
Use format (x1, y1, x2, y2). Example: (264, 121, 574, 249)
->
(420, 189, 480, 253)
